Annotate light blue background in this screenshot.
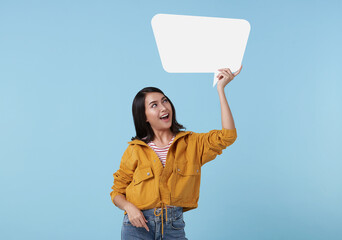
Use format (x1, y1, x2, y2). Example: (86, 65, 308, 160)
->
(1, 0, 341, 239)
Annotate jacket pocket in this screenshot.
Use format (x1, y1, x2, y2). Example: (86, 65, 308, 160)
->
(175, 162, 200, 176)
(133, 166, 154, 185)
(127, 166, 156, 205)
(172, 162, 201, 202)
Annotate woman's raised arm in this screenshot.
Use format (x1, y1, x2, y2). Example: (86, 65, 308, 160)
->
(216, 65, 242, 129)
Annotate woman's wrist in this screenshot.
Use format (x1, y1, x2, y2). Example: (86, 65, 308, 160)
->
(123, 201, 133, 211)
(217, 86, 225, 94)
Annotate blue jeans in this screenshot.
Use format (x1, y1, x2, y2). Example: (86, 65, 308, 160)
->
(121, 206, 188, 240)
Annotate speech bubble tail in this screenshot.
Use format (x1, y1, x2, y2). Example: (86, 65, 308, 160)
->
(213, 71, 220, 87)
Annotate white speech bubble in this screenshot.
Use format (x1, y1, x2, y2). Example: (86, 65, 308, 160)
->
(151, 14, 251, 87)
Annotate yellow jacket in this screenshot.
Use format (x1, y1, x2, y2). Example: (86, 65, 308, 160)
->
(110, 128, 237, 214)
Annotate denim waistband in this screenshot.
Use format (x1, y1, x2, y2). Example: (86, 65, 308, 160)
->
(139, 206, 183, 222)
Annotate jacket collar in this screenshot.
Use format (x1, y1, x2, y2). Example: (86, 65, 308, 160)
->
(127, 131, 192, 146)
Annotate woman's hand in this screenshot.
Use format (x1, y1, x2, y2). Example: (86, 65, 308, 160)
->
(124, 202, 150, 232)
(216, 65, 243, 91)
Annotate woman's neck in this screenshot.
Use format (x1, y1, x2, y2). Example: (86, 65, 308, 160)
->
(152, 130, 174, 147)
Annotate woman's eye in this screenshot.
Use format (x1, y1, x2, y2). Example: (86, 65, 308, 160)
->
(152, 99, 167, 108)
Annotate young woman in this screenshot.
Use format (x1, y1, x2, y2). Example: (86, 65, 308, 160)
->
(110, 66, 242, 239)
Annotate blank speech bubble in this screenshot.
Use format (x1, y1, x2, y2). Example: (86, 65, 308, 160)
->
(151, 14, 251, 87)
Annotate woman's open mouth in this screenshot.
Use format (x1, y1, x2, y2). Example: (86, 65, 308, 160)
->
(160, 113, 170, 122)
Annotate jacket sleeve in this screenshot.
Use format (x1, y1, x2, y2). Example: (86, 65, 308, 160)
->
(192, 128, 237, 166)
(110, 145, 137, 207)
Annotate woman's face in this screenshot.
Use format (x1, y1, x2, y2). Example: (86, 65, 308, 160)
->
(144, 92, 173, 132)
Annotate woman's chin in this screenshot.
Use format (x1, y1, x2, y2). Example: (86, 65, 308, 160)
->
(156, 124, 172, 131)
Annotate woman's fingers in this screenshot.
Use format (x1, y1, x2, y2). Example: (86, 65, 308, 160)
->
(219, 69, 232, 78)
(130, 214, 149, 232)
(131, 218, 139, 227)
(140, 218, 150, 232)
(218, 65, 243, 77)
(220, 68, 234, 78)
(218, 70, 230, 79)
(134, 216, 149, 231)
(217, 73, 224, 79)
(130, 217, 141, 227)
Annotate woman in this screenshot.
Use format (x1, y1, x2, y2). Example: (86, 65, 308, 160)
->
(110, 66, 242, 239)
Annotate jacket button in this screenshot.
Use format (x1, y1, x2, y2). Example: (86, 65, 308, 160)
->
(177, 169, 180, 171)
(147, 172, 150, 176)
(197, 169, 199, 173)
(154, 160, 156, 162)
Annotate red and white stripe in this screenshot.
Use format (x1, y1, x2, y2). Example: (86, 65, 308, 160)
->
(148, 136, 175, 167)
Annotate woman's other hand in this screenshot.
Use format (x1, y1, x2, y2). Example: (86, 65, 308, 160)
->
(124, 203, 150, 232)
(216, 65, 243, 91)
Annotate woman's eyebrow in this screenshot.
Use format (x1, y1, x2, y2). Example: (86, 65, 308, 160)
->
(149, 96, 167, 105)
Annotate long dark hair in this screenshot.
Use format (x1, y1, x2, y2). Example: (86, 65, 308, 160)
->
(131, 87, 186, 143)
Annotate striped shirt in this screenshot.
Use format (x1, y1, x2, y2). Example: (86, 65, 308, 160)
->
(147, 136, 175, 167)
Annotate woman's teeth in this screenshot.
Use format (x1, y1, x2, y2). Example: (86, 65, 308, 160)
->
(160, 114, 169, 120)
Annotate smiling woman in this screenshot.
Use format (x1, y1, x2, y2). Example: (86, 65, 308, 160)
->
(131, 87, 186, 145)
(111, 67, 240, 239)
